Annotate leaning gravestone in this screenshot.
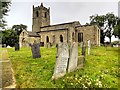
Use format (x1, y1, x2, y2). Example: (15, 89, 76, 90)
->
(29, 41, 41, 58)
(68, 42, 78, 73)
(52, 42, 69, 80)
(15, 43, 19, 51)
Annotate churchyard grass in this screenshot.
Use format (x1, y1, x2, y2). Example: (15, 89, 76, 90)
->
(6, 46, 119, 88)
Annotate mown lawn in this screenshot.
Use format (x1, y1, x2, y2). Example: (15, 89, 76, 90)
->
(6, 46, 119, 88)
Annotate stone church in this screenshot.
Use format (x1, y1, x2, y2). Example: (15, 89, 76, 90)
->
(19, 3, 100, 47)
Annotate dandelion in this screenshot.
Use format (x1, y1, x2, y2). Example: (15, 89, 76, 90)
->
(77, 80, 80, 83)
(96, 79, 99, 81)
(71, 83, 73, 85)
(75, 77, 77, 80)
(88, 81, 91, 86)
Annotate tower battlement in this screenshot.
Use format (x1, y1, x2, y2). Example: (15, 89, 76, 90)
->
(32, 3, 50, 32)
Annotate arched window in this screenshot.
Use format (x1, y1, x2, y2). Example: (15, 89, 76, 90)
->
(46, 36, 49, 43)
(72, 32, 75, 41)
(36, 11, 39, 17)
(60, 35, 63, 42)
(22, 38, 25, 42)
(78, 33, 83, 42)
(45, 12, 47, 18)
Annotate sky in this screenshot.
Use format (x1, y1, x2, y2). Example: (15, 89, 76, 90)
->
(5, 0, 119, 41)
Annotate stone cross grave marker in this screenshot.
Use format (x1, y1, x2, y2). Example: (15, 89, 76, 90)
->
(52, 42, 69, 80)
(88, 40, 91, 55)
(29, 41, 41, 58)
(15, 43, 19, 51)
(68, 42, 78, 73)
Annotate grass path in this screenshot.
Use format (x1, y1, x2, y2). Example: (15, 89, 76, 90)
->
(0, 49, 16, 88)
(6, 46, 119, 88)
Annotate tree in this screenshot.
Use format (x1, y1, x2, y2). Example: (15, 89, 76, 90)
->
(2, 29, 18, 47)
(0, 0, 11, 29)
(90, 14, 106, 44)
(105, 13, 117, 43)
(89, 13, 118, 44)
(12, 24, 27, 35)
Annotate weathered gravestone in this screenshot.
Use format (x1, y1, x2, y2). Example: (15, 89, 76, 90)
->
(15, 43, 19, 51)
(52, 42, 69, 80)
(68, 42, 78, 73)
(82, 42, 86, 56)
(77, 42, 86, 69)
(77, 55, 85, 69)
(88, 40, 91, 55)
(29, 41, 41, 58)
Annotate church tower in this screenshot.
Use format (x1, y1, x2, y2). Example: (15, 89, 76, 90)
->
(32, 3, 50, 32)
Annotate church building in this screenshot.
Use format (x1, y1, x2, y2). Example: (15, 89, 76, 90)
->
(19, 3, 100, 47)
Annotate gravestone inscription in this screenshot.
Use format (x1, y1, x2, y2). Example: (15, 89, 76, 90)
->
(29, 41, 41, 58)
(68, 42, 78, 72)
(52, 42, 69, 80)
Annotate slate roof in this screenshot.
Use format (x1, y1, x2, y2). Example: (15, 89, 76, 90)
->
(27, 31, 40, 37)
(37, 28, 68, 33)
(40, 21, 80, 28)
(75, 24, 98, 28)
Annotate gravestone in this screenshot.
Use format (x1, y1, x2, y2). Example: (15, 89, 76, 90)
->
(68, 42, 78, 73)
(82, 42, 86, 56)
(29, 41, 41, 58)
(88, 40, 91, 55)
(77, 55, 85, 69)
(52, 42, 69, 80)
(15, 43, 19, 51)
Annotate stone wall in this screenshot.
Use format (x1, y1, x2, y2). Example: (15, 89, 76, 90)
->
(19, 31, 40, 47)
(76, 25, 100, 46)
(39, 29, 68, 46)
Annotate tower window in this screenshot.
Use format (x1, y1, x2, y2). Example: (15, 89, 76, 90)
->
(36, 11, 39, 17)
(45, 12, 47, 18)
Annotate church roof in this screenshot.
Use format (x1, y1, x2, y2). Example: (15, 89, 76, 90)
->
(75, 24, 99, 28)
(37, 28, 68, 33)
(27, 31, 40, 37)
(40, 21, 81, 28)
